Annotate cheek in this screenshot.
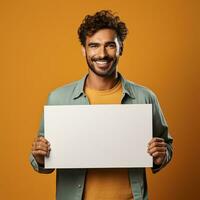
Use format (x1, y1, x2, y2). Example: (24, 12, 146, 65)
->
(108, 49, 120, 57)
(87, 51, 97, 59)
(110, 53, 120, 59)
(85, 51, 93, 60)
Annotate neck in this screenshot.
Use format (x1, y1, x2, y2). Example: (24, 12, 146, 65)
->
(85, 71, 119, 91)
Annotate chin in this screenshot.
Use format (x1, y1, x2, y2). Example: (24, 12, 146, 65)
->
(94, 68, 116, 77)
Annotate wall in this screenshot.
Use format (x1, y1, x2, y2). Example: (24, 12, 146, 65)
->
(0, 0, 199, 199)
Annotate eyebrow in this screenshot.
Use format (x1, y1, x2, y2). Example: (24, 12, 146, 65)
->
(105, 41, 116, 46)
(88, 42, 99, 46)
(87, 41, 116, 46)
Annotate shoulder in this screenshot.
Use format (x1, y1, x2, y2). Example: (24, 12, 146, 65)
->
(47, 80, 80, 104)
(125, 79, 157, 102)
(51, 80, 79, 96)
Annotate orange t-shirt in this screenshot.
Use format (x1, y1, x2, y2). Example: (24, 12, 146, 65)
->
(83, 80, 134, 200)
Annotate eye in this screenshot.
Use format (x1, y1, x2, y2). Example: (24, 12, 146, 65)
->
(88, 43, 99, 48)
(90, 44, 97, 48)
(107, 43, 116, 49)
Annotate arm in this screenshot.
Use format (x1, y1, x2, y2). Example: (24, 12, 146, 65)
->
(30, 136, 54, 174)
(148, 93, 173, 173)
(29, 94, 55, 174)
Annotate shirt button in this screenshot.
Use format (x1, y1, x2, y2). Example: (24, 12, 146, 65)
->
(78, 184, 82, 188)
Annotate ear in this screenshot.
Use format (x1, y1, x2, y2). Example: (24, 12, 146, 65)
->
(81, 46, 86, 57)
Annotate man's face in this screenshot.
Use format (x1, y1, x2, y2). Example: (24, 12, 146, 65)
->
(83, 29, 122, 77)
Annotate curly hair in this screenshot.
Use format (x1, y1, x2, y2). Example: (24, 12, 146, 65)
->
(78, 10, 128, 46)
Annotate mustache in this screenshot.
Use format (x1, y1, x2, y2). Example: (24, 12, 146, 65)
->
(91, 56, 113, 62)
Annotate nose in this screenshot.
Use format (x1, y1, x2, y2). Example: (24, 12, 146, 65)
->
(98, 46, 108, 58)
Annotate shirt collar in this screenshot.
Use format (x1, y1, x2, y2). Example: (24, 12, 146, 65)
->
(72, 73, 136, 100)
(120, 73, 136, 99)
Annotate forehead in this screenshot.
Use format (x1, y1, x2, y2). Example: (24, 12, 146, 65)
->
(86, 29, 118, 44)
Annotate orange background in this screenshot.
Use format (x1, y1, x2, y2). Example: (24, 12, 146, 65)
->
(0, 0, 199, 199)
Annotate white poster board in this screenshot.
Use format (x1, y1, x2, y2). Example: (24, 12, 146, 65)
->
(44, 104, 152, 168)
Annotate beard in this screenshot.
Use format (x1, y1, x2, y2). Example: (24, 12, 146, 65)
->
(85, 54, 118, 78)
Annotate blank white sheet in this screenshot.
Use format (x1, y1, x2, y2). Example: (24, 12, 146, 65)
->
(44, 104, 152, 168)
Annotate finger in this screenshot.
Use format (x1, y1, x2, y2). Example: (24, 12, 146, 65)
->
(35, 142, 51, 152)
(151, 151, 166, 158)
(32, 141, 39, 151)
(37, 136, 50, 145)
(36, 138, 50, 147)
(32, 140, 46, 148)
(148, 147, 166, 155)
(32, 145, 49, 152)
(32, 140, 51, 152)
(148, 141, 166, 149)
(148, 137, 164, 145)
(32, 150, 49, 156)
(34, 136, 49, 146)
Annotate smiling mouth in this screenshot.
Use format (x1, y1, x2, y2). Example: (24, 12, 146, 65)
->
(94, 60, 111, 68)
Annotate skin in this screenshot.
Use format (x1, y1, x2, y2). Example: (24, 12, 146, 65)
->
(31, 28, 167, 166)
(148, 137, 167, 165)
(83, 29, 122, 90)
(32, 136, 51, 165)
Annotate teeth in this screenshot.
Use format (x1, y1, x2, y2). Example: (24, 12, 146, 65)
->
(96, 61, 108, 64)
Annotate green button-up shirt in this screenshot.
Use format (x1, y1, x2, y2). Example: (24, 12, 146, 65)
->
(30, 73, 173, 200)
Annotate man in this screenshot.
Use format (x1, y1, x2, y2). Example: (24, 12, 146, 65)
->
(30, 10, 173, 200)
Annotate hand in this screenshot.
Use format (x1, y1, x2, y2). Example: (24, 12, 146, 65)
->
(32, 136, 51, 165)
(148, 137, 167, 165)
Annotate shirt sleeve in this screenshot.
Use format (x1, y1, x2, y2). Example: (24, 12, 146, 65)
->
(150, 93, 173, 173)
(29, 94, 55, 174)
(29, 153, 55, 174)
